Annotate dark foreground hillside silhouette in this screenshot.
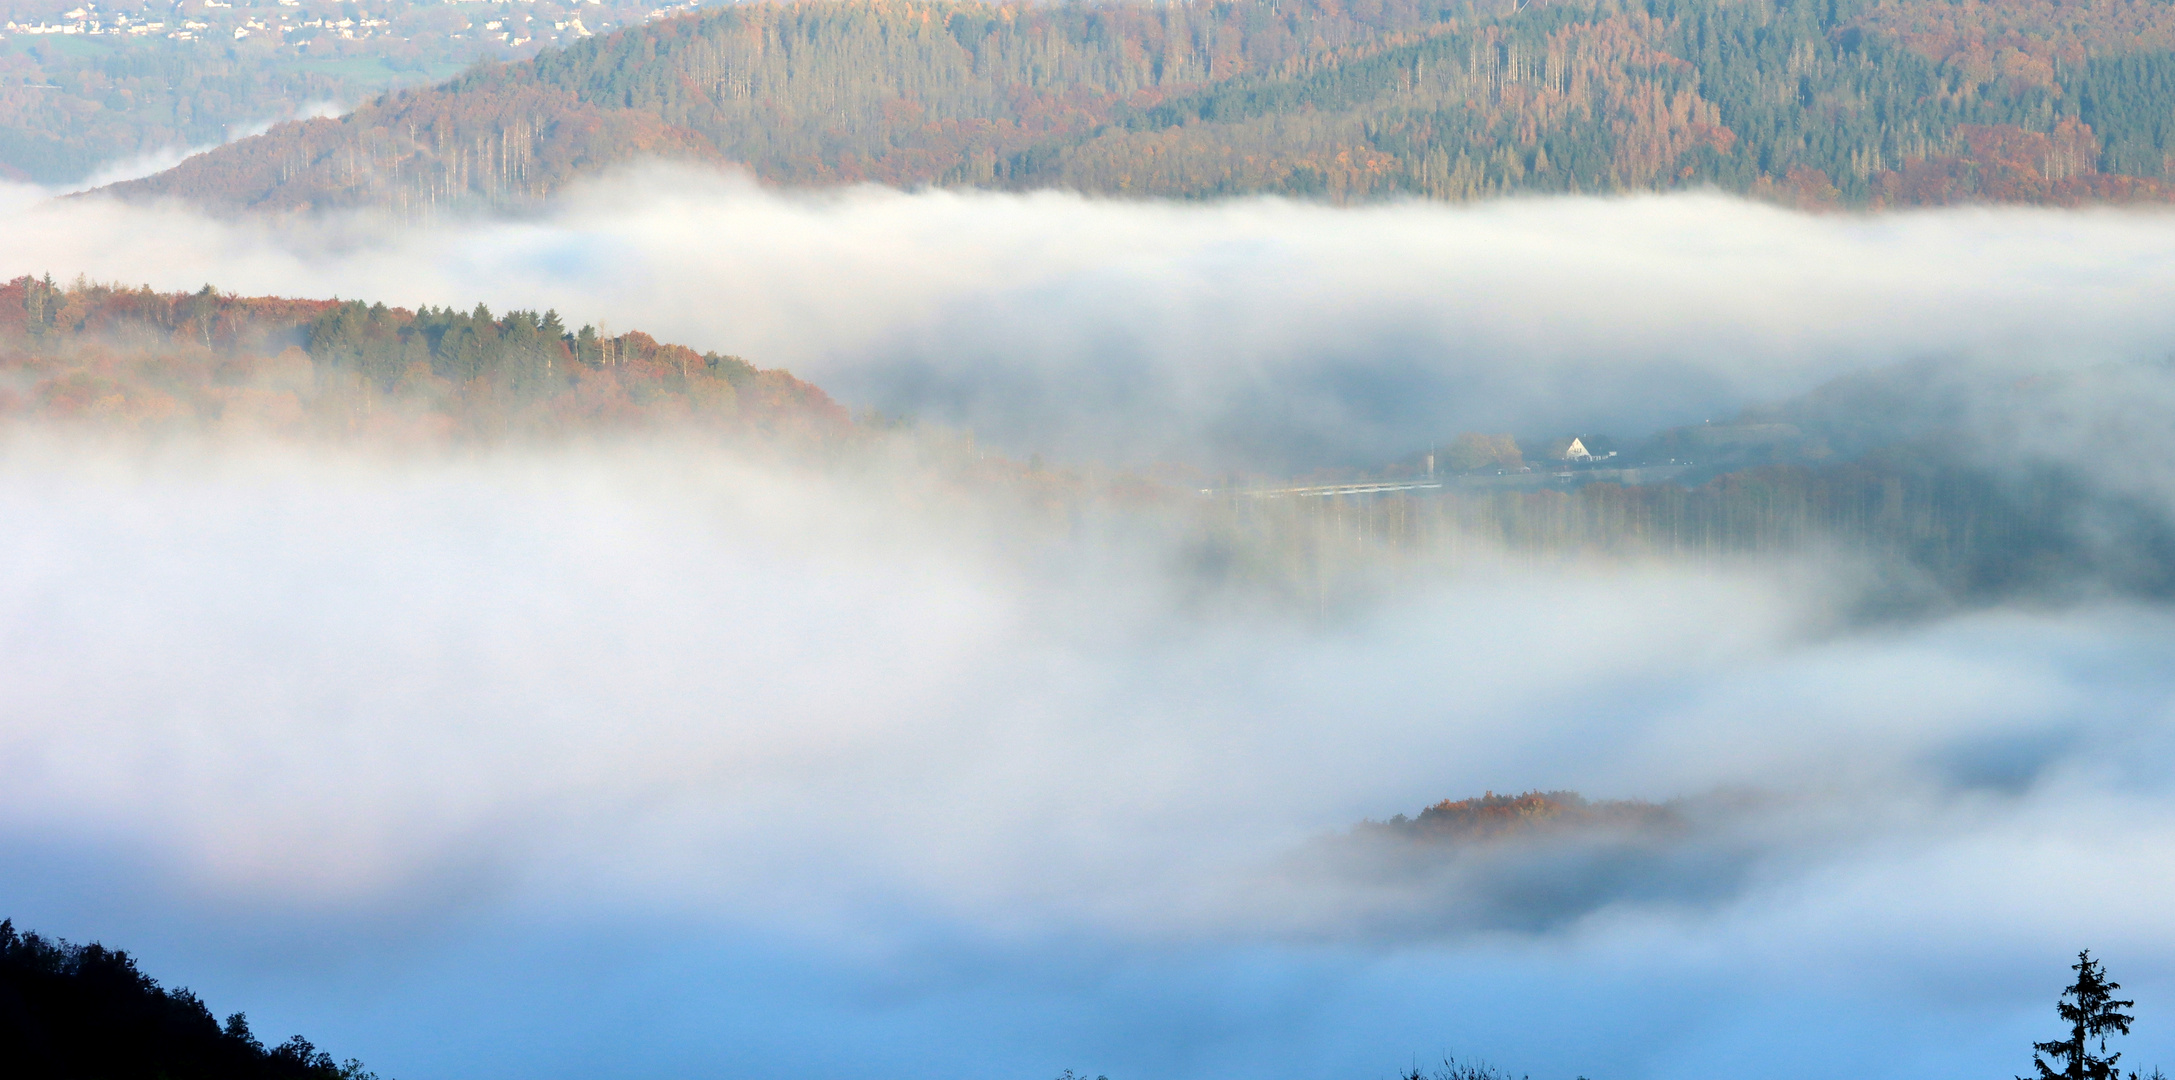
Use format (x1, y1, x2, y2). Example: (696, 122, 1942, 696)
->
(0, 919, 379, 1080)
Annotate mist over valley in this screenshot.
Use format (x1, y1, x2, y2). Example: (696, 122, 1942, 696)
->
(9, 2, 2175, 1078)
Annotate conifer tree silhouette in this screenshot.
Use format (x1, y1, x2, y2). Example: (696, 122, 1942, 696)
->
(2024, 951, 2136, 1080)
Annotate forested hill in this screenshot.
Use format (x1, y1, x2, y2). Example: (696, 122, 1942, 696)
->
(0, 919, 376, 1080)
(0, 275, 849, 441)
(101, 0, 2175, 212)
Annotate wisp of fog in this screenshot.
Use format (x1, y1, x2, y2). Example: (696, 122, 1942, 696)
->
(3, 176, 2175, 1080)
(10, 167, 2175, 469)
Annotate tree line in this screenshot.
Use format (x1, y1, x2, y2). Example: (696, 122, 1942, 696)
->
(0, 275, 848, 441)
(107, 0, 2175, 213)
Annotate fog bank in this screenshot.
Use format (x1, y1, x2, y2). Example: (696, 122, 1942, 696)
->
(6, 173, 2175, 1078)
(8, 169, 2175, 469)
(1, 433, 2173, 1079)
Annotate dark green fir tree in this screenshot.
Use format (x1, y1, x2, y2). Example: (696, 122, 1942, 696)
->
(2025, 951, 2136, 1080)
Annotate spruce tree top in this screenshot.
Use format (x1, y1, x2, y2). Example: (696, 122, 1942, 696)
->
(2024, 951, 2136, 1080)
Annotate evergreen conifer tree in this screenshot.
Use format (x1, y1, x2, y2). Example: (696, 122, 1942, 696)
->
(2024, 951, 2136, 1080)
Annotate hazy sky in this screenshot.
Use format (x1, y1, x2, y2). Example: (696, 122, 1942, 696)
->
(3, 180, 2175, 1080)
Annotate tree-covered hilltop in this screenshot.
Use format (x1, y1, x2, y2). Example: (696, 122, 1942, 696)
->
(0, 919, 379, 1080)
(0, 275, 849, 440)
(101, 0, 2175, 213)
(1361, 791, 1679, 844)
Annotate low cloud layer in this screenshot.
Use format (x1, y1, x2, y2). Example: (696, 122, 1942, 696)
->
(1, 430, 2174, 1080)
(9, 168, 2175, 470)
(5, 176, 2175, 1079)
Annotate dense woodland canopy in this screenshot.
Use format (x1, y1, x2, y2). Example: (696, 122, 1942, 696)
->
(101, 0, 2175, 211)
(0, 274, 849, 440)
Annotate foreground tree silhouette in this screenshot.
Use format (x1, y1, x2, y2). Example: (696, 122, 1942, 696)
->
(2024, 951, 2136, 1080)
(0, 919, 375, 1080)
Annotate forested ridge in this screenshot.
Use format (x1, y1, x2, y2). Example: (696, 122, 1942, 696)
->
(101, 0, 2175, 212)
(0, 275, 849, 440)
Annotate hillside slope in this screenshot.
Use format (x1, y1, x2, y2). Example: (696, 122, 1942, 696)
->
(0, 275, 849, 441)
(0, 919, 370, 1080)
(108, 0, 1468, 211)
(103, 0, 2175, 212)
(97, 82, 724, 216)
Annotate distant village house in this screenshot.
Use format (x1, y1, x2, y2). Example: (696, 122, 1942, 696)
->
(1548, 435, 1617, 463)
